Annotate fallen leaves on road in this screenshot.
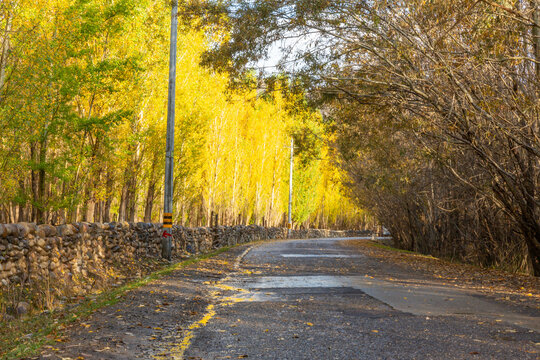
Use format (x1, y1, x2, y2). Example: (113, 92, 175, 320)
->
(347, 240, 540, 308)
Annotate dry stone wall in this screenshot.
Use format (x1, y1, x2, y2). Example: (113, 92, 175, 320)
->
(0, 222, 366, 287)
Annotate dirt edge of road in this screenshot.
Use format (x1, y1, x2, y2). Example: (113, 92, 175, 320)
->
(1, 244, 248, 360)
(348, 240, 540, 310)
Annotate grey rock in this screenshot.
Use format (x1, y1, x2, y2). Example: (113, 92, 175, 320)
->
(38, 224, 57, 237)
(77, 222, 90, 234)
(16, 301, 31, 316)
(58, 224, 76, 236)
(17, 223, 37, 237)
(4, 224, 19, 237)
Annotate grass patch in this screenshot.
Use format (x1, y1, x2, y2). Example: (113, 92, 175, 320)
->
(0, 246, 234, 360)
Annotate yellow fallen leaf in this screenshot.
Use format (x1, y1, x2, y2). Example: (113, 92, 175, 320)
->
(306, 322, 313, 326)
(153, 327, 163, 330)
(526, 293, 533, 297)
(372, 330, 379, 333)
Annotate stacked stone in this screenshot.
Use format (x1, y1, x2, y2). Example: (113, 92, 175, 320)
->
(0, 222, 149, 286)
(0, 222, 368, 288)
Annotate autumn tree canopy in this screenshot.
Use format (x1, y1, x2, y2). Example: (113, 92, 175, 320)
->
(195, 0, 540, 275)
(2, 0, 539, 275)
(0, 0, 363, 234)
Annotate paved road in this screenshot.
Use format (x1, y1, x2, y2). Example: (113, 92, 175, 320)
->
(39, 238, 539, 360)
(181, 238, 539, 360)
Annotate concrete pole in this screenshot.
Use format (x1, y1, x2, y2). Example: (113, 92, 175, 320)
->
(162, 0, 178, 260)
(288, 137, 294, 238)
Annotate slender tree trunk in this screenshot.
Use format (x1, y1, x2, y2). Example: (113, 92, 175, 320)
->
(531, 1, 540, 79)
(30, 143, 39, 222)
(82, 188, 92, 222)
(144, 181, 155, 223)
(125, 160, 138, 222)
(0, 10, 11, 96)
(35, 129, 49, 224)
(144, 151, 160, 223)
(68, 205, 79, 223)
(126, 186, 136, 222)
(103, 170, 113, 222)
(94, 200, 102, 223)
(10, 202, 16, 223)
(118, 158, 136, 222)
(17, 180, 25, 222)
(85, 168, 101, 222)
(520, 220, 540, 276)
(102, 198, 111, 222)
(0, 206, 6, 223)
(181, 202, 186, 226)
(118, 182, 128, 222)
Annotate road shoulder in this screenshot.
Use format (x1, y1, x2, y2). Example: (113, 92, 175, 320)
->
(346, 240, 540, 311)
(35, 244, 251, 359)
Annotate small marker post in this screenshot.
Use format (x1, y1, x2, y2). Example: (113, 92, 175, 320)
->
(162, 212, 173, 259)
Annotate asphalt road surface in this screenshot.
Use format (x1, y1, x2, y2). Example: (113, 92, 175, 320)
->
(182, 238, 539, 360)
(40, 238, 539, 360)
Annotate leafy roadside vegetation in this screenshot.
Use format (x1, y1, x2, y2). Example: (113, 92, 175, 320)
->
(0, 246, 235, 360)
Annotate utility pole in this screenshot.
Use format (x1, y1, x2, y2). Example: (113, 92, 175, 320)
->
(287, 137, 294, 238)
(162, 0, 178, 260)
